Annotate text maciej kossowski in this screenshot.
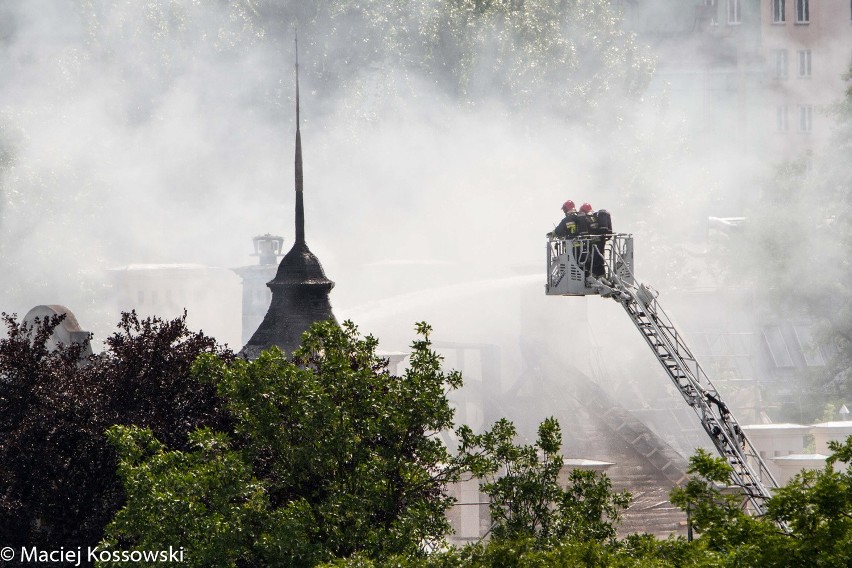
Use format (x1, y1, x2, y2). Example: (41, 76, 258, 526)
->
(1, 546, 185, 565)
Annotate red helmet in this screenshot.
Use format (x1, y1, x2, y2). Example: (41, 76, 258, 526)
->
(561, 200, 576, 213)
(580, 202, 593, 213)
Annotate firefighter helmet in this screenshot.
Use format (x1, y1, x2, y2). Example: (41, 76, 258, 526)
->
(562, 200, 576, 213)
(580, 202, 593, 213)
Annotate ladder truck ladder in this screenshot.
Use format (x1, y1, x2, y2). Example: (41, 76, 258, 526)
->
(613, 276, 778, 516)
(546, 234, 781, 518)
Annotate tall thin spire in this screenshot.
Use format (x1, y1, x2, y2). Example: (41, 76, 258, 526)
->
(294, 31, 305, 245)
(240, 31, 336, 359)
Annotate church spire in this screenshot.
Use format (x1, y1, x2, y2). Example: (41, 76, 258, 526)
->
(240, 32, 336, 359)
(294, 32, 305, 245)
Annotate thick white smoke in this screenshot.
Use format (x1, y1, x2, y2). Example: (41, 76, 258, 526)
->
(1, 0, 849, 439)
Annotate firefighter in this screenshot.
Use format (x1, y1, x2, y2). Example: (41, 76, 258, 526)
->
(579, 203, 613, 279)
(550, 200, 578, 239)
(577, 203, 599, 277)
(594, 207, 613, 278)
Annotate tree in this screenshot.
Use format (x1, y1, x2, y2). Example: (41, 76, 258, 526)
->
(670, 439, 852, 567)
(764, 436, 852, 567)
(668, 449, 777, 555)
(102, 320, 464, 565)
(68, 0, 653, 116)
(0, 311, 232, 548)
(316, 534, 715, 567)
(457, 416, 631, 547)
(321, 438, 852, 567)
(103, 426, 316, 567)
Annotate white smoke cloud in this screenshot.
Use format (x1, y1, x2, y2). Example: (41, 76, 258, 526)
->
(1, 0, 850, 438)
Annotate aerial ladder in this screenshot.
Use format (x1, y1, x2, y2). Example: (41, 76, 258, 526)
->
(546, 233, 781, 517)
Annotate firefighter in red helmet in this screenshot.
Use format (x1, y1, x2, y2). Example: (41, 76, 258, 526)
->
(579, 203, 613, 279)
(571, 203, 592, 277)
(550, 200, 578, 239)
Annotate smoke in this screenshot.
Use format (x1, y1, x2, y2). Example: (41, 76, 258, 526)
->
(1, 0, 850, 440)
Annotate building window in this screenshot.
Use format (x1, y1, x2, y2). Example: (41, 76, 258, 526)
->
(796, 0, 809, 22)
(799, 104, 813, 131)
(774, 49, 789, 79)
(704, 0, 718, 25)
(727, 0, 741, 23)
(777, 105, 789, 131)
(793, 325, 825, 366)
(773, 0, 785, 22)
(763, 326, 794, 367)
(798, 49, 812, 77)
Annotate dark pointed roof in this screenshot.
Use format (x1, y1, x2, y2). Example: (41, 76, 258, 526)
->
(271, 241, 334, 288)
(241, 35, 336, 358)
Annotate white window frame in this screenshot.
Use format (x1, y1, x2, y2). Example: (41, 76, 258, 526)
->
(727, 0, 742, 23)
(796, 0, 809, 23)
(774, 49, 789, 79)
(763, 326, 794, 367)
(798, 49, 812, 78)
(799, 104, 813, 132)
(706, 0, 719, 25)
(773, 0, 786, 23)
(793, 325, 825, 366)
(777, 105, 789, 131)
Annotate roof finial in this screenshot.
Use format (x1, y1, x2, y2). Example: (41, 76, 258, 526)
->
(294, 29, 305, 245)
(295, 29, 300, 129)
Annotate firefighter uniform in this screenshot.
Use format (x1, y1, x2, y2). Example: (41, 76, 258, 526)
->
(576, 211, 596, 276)
(589, 210, 612, 278)
(553, 212, 579, 239)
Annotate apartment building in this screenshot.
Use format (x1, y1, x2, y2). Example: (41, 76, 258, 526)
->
(620, 0, 851, 167)
(761, 0, 852, 160)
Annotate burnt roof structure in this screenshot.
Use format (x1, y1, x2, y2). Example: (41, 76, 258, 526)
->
(241, 37, 336, 359)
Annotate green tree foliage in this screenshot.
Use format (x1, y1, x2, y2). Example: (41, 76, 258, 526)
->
(103, 320, 463, 566)
(458, 416, 631, 547)
(103, 426, 316, 567)
(71, 0, 652, 115)
(319, 535, 715, 567)
(764, 436, 852, 567)
(670, 440, 852, 567)
(0, 311, 231, 549)
(669, 449, 779, 556)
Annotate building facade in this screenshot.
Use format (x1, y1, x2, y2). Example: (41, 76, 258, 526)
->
(760, 0, 852, 161)
(620, 0, 852, 173)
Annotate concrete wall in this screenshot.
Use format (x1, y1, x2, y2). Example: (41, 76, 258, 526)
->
(742, 420, 852, 485)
